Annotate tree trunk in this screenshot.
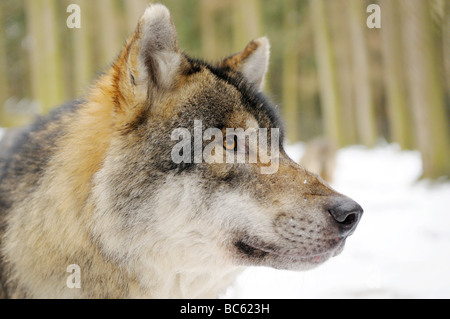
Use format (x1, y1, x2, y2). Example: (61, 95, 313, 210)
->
(401, 0, 450, 179)
(26, 0, 64, 114)
(281, 0, 300, 143)
(379, 0, 413, 149)
(0, 7, 10, 127)
(200, 0, 218, 61)
(42, 0, 64, 111)
(331, 0, 358, 146)
(443, 0, 450, 101)
(348, 0, 378, 147)
(310, 0, 344, 146)
(26, 0, 43, 113)
(232, 0, 262, 52)
(71, 0, 94, 97)
(124, 0, 148, 35)
(96, 0, 121, 66)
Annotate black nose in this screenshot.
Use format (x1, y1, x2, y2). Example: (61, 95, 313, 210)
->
(328, 197, 363, 236)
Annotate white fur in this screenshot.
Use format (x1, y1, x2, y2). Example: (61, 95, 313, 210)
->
(154, 51, 181, 88)
(91, 159, 257, 297)
(242, 37, 270, 91)
(142, 3, 171, 23)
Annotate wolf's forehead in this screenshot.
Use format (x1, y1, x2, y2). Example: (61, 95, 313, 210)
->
(203, 67, 281, 132)
(226, 109, 259, 130)
(179, 56, 283, 136)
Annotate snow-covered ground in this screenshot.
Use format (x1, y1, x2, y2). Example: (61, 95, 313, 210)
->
(223, 143, 450, 299)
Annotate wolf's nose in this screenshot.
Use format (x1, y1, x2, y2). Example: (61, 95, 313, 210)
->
(328, 197, 363, 236)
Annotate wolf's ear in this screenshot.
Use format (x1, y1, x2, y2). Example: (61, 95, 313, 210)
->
(136, 4, 181, 88)
(220, 37, 270, 91)
(120, 4, 181, 98)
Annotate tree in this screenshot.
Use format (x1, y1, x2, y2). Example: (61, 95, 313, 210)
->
(232, 0, 262, 52)
(26, 0, 65, 114)
(379, 0, 413, 149)
(71, 0, 94, 97)
(0, 7, 9, 127)
(348, 0, 378, 147)
(330, 0, 358, 146)
(95, 0, 122, 67)
(442, 0, 450, 104)
(400, 0, 450, 179)
(124, 0, 148, 35)
(310, 0, 344, 146)
(200, 0, 232, 61)
(281, 0, 300, 143)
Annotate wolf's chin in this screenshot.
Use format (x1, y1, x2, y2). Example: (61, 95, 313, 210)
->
(234, 238, 346, 270)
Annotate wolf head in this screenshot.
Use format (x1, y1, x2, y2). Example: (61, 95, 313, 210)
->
(91, 4, 362, 278)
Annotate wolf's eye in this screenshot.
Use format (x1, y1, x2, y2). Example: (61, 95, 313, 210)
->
(223, 135, 237, 151)
(130, 72, 136, 86)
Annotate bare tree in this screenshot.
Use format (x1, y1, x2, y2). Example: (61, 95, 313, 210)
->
(95, 0, 122, 67)
(200, 0, 231, 61)
(26, 0, 64, 114)
(124, 0, 148, 35)
(310, 0, 344, 146)
(71, 0, 94, 97)
(282, 0, 300, 143)
(331, 0, 358, 146)
(232, 0, 262, 52)
(442, 0, 450, 104)
(348, 0, 378, 147)
(379, 0, 413, 149)
(401, 0, 450, 179)
(0, 7, 9, 126)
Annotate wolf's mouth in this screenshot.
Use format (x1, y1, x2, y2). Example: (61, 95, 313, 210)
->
(235, 238, 345, 264)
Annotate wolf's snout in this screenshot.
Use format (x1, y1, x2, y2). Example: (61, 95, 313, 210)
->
(327, 197, 363, 236)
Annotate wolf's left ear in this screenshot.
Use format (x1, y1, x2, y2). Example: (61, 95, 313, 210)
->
(220, 37, 270, 91)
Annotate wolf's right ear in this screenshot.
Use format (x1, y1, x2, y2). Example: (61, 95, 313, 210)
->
(116, 4, 182, 111)
(129, 4, 181, 88)
(135, 4, 181, 89)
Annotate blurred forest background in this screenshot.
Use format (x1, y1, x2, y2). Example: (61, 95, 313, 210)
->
(0, 0, 449, 179)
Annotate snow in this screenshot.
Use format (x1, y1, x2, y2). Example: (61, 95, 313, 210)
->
(222, 143, 450, 299)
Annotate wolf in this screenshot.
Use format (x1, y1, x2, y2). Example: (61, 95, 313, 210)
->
(0, 4, 362, 298)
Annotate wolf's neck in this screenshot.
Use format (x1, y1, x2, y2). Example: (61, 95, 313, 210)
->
(130, 259, 243, 298)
